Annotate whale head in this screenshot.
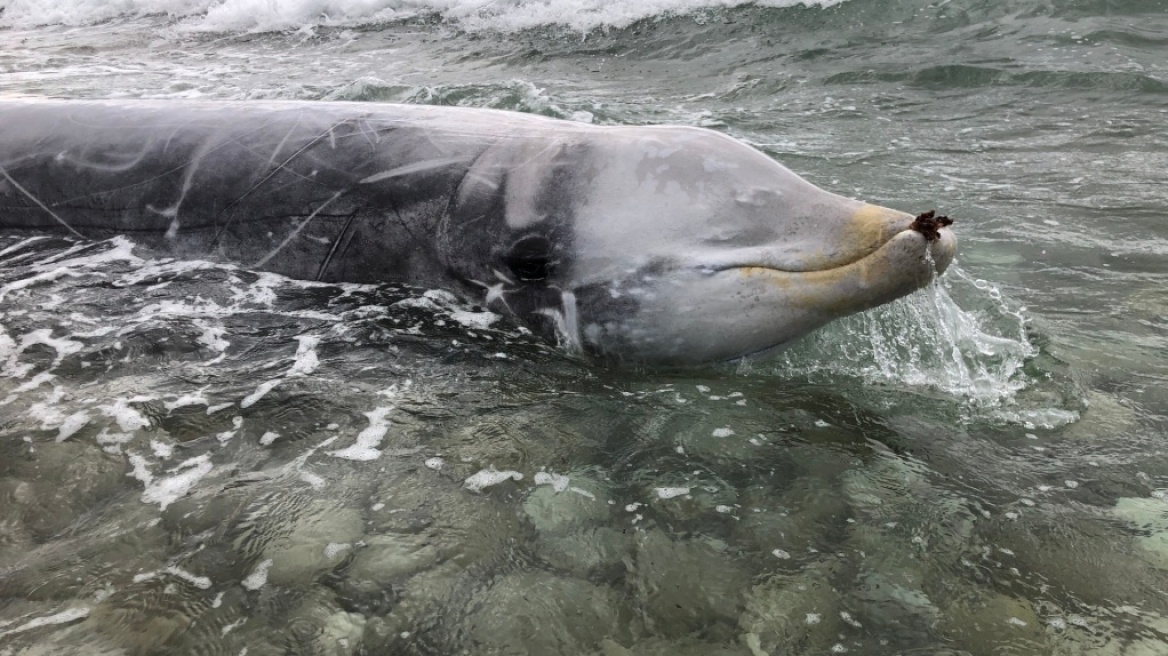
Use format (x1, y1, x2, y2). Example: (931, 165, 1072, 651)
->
(443, 125, 956, 366)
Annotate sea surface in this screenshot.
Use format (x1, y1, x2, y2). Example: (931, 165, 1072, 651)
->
(1, 1, 1167, 655)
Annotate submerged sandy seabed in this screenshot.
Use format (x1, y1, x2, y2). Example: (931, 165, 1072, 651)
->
(0, 236, 1166, 655)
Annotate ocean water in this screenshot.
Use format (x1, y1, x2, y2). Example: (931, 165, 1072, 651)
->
(2, 1, 1168, 654)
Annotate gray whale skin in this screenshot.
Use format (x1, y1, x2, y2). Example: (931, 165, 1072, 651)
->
(0, 99, 956, 366)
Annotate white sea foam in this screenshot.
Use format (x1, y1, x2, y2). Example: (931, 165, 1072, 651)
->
(164, 565, 213, 589)
(1, 371, 54, 402)
(393, 289, 501, 330)
(655, 486, 690, 499)
(196, 321, 230, 354)
(140, 454, 214, 510)
(0, 238, 139, 304)
(533, 471, 570, 492)
(18, 328, 83, 371)
(56, 410, 90, 442)
(230, 272, 287, 307)
(330, 406, 394, 460)
(242, 558, 273, 590)
(288, 335, 321, 376)
(99, 397, 152, 432)
(26, 385, 68, 431)
(0, 0, 847, 33)
(127, 452, 154, 485)
(0, 607, 90, 638)
(151, 439, 174, 458)
(240, 380, 280, 409)
(0, 327, 31, 381)
(464, 469, 523, 491)
(164, 391, 210, 412)
(96, 428, 136, 453)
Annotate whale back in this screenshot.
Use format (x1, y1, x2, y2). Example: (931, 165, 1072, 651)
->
(0, 100, 499, 285)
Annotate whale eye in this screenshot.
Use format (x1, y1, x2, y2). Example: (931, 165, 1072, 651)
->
(504, 235, 554, 282)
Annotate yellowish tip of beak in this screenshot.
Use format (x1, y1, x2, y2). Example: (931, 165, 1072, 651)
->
(840, 203, 913, 258)
(850, 203, 913, 224)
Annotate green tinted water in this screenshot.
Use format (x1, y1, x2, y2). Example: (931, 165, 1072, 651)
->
(2, 2, 1168, 654)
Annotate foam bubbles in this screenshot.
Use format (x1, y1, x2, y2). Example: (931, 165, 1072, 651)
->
(164, 565, 213, 589)
(0, 0, 849, 33)
(164, 392, 210, 412)
(655, 486, 690, 499)
(330, 404, 395, 461)
(56, 410, 90, 442)
(18, 328, 83, 370)
(533, 471, 570, 492)
(464, 469, 523, 491)
(288, 335, 322, 376)
(241, 380, 280, 409)
(140, 454, 214, 510)
(0, 607, 90, 638)
(242, 558, 273, 590)
(99, 397, 151, 432)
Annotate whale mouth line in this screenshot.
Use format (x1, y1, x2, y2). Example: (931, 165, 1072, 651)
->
(710, 224, 952, 276)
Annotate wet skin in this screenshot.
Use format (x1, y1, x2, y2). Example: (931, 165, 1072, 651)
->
(0, 99, 955, 366)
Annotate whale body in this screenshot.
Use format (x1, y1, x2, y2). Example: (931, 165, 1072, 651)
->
(0, 99, 956, 366)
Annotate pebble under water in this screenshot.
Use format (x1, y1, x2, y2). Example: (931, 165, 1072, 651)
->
(3, 1, 1168, 655)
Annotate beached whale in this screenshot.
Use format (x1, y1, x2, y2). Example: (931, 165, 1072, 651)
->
(0, 99, 955, 365)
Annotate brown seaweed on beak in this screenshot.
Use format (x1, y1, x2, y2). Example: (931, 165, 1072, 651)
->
(910, 210, 954, 242)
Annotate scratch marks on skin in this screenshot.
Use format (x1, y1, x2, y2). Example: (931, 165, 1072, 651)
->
(265, 116, 304, 171)
(315, 213, 358, 281)
(210, 120, 350, 250)
(148, 140, 214, 240)
(56, 141, 152, 173)
(537, 290, 582, 352)
(354, 118, 384, 148)
(254, 190, 346, 269)
(0, 164, 85, 239)
(463, 169, 500, 191)
(359, 157, 474, 185)
(471, 269, 516, 312)
(32, 122, 277, 215)
(561, 291, 581, 351)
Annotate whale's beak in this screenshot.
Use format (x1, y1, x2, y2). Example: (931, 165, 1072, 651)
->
(927, 220, 958, 276)
(846, 203, 957, 277)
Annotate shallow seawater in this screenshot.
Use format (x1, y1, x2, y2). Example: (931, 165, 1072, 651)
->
(2, 1, 1168, 655)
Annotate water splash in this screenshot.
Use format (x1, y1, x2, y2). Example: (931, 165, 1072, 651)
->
(770, 264, 1036, 407)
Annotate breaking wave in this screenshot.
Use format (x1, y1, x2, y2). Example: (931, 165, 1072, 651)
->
(0, 0, 848, 33)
